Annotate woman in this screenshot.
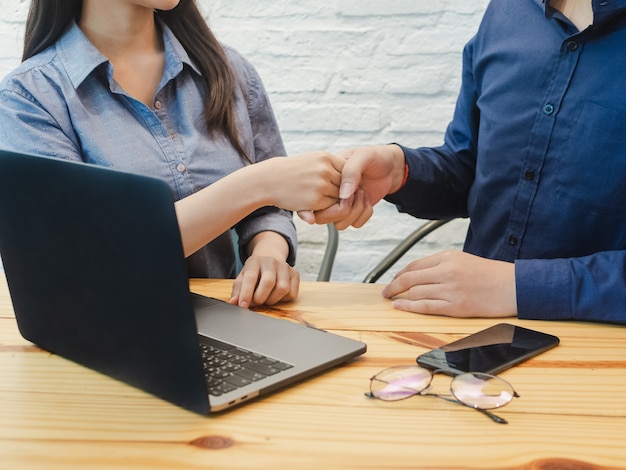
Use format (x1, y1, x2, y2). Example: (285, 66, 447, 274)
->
(0, 0, 345, 308)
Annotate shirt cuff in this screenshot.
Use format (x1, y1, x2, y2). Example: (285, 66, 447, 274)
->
(515, 258, 572, 321)
(384, 145, 416, 206)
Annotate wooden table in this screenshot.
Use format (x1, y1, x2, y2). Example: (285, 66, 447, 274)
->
(1, 274, 625, 469)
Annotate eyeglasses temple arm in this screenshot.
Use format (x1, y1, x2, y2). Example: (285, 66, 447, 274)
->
(435, 395, 508, 424)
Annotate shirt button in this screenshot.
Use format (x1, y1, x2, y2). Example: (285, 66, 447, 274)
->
(543, 103, 555, 116)
(508, 235, 518, 246)
(176, 163, 186, 173)
(566, 40, 578, 52)
(524, 170, 536, 181)
(154, 100, 162, 109)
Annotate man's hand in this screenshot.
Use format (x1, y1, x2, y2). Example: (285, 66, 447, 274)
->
(298, 144, 406, 229)
(336, 145, 406, 205)
(382, 250, 518, 318)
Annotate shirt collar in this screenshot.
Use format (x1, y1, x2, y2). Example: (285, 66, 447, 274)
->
(160, 22, 201, 83)
(540, 0, 626, 18)
(56, 21, 200, 90)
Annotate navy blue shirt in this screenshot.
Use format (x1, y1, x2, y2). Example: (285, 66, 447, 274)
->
(386, 0, 626, 324)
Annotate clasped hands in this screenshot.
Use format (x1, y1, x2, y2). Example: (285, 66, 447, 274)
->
(297, 145, 518, 319)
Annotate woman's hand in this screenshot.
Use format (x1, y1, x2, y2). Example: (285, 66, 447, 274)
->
(299, 144, 405, 229)
(382, 250, 518, 318)
(176, 151, 346, 258)
(262, 151, 346, 212)
(229, 231, 298, 308)
(230, 255, 299, 308)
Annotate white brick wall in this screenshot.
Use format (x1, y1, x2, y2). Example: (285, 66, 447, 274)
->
(0, 0, 488, 281)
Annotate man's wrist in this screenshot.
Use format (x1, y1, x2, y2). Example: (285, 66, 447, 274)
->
(387, 144, 408, 194)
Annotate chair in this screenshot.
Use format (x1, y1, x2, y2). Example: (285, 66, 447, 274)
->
(235, 224, 339, 282)
(362, 219, 453, 283)
(317, 219, 455, 283)
(317, 224, 339, 281)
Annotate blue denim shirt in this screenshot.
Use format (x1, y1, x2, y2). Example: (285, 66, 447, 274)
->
(386, 0, 626, 324)
(0, 22, 296, 278)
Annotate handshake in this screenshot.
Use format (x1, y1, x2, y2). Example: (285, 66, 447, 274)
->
(266, 144, 407, 230)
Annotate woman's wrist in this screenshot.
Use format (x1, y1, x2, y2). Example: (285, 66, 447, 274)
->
(248, 231, 289, 261)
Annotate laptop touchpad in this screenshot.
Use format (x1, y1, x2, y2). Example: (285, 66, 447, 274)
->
(191, 294, 300, 348)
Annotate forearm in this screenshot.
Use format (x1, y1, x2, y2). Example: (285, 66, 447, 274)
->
(175, 164, 272, 257)
(175, 151, 343, 257)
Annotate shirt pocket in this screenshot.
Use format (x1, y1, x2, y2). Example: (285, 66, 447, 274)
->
(555, 100, 626, 219)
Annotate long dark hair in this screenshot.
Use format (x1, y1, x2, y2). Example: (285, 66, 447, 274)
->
(23, 0, 246, 158)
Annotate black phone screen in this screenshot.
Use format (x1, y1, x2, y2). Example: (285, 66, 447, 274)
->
(416, 323, 559, 375)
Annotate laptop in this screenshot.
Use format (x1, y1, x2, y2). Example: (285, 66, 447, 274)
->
(0, 150, 366, 414)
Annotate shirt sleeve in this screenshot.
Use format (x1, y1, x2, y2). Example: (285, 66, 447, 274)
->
(516, 252, 626, 325)
(384, 38, 479, 220)
(225, 48, 297, 266)
(384, 143, 473, 220)
(0, 81, 82, 161)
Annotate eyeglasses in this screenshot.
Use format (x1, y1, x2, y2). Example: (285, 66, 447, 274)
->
(365, 365, 520, 424)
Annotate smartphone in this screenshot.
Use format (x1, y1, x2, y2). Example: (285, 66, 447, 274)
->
(416, 323, 559, 375)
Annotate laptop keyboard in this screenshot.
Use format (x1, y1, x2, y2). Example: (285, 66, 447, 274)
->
(199, 337, 294, 397)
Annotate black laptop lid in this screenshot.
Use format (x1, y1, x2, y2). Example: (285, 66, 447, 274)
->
(0, 150, 209, 414)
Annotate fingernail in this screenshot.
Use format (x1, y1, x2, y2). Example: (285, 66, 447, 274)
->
(340, 182, 354, 200)
(297, 210, 315, 224)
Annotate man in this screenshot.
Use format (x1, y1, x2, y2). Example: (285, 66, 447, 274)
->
(308, 0, 626, 324)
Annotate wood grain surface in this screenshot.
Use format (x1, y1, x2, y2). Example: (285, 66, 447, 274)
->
(0, 275, 624, 469)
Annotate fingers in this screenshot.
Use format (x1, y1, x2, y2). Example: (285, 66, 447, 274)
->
(304, 189, 373, 228)
(309, 194, 353, 225)
(381, 254, 441, 299)
(280, 151, 345, 212)
(334, 190, 373, 230)
(391, 298, 454, 316)
(315, 147, 367, 200)
(265, 267, 299, 304)
(380, 251, 517, 318)
(338, 152, 365, 200)
(230, 256, 299, 307)
(291, 147, 385, 219)
(334, 148, 354, 160)
(382, 267, 462, 316)
(297, 210, 316, 224)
